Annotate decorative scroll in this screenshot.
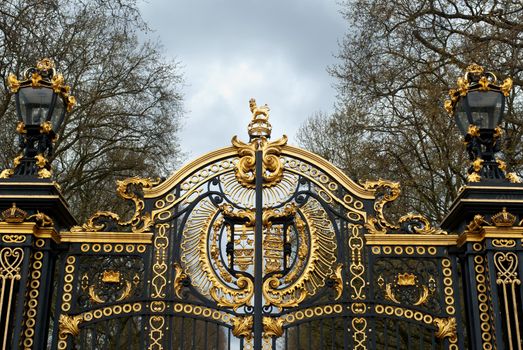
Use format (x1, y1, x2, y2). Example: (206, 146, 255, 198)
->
(362, 179, 400, 231)
(377, 273, 435, 306)
(71, 177, 160, 233)
(363, 180, 447, 235)
(232, 135, 288, 189)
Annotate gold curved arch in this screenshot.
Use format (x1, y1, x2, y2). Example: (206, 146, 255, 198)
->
(143, 144, 375, 200)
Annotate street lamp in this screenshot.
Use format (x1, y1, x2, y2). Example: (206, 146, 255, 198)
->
(444, 64, 517, 182)
(1, 58, 75, 179)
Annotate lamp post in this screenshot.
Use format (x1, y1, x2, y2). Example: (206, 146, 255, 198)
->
(442, 65, 523, 349)
(1, 58, 75, 179)
(0, 60, 77, 349)
(444, 64, 517, 183)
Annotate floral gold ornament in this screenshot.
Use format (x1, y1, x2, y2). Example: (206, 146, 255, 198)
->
(232, 316, 254, 339)
(263, 317, 284, 338)
(434, 317, 457, 342)
(58, 314, 83, 337)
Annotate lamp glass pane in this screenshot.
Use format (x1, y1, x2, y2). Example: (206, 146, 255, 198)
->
(454, 98, 469, 136)
(51, 96, 65, 132)
(466, 91, 503, 129)
(18, 87, 54, 125)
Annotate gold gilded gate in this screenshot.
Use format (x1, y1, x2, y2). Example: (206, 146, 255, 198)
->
(10, 99, 462, 349)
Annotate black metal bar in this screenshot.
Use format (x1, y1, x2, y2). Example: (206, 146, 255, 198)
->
(204, 321, 208, 350)
(215, 322, 219, 349)
(192, 317, 196, 350)
(254, 149, 264, 350)
(180, 317, 185, 349)
(320, 319, 324, 349)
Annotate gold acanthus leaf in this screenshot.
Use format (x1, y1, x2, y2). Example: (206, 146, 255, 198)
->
(232, 316, 253, 340)
(434, 317, 457, 342)
(263, 317, 284, 338)
(59, 314, 83, 337)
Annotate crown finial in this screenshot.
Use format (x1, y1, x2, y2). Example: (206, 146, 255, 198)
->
(247, 98, 272, 140)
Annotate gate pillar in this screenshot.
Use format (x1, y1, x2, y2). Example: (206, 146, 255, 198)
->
(442, 184, 523, 349)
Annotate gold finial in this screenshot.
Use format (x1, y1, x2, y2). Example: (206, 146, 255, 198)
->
(465, 63, 484, 76)
(247, 98, 272, 140)
(36, 58, 56, 71)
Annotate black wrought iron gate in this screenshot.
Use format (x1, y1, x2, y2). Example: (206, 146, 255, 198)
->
(5, 99, 506, 349)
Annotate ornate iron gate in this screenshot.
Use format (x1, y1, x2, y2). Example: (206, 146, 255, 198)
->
(24, 99, 461, 350)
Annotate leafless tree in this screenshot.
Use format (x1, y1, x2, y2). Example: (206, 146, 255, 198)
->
(298, 0, 523, 222)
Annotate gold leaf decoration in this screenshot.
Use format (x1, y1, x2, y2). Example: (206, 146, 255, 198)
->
(434, 317, 457, 342)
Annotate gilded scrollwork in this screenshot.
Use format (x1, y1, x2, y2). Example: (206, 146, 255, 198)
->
(0, 247, 24, 279)
(232, 135, 288, 189)
(349, 224, 365, 301)
(71, 176, 160, 233)
(362, 179, 400, 231)
(379, 272, 433, 306)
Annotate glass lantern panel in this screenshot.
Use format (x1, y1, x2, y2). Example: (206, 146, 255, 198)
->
(18, 87, 54, 126)
(454, 99, 470, 136)
(466, 91, 503, 129)
(51, 96, 65, 132)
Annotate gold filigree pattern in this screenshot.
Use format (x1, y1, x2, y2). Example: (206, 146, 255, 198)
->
(151, 223, 169, 298)
(71, 177, 160, 233)
(1, 235, 26, 243)
(147, 316, 165, 350)
(349, 224, 365, 300)
(492, 239, 516, 248)
(352, 317, 367, 350)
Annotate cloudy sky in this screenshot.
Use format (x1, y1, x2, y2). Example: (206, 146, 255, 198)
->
(139, 0, 347, 159)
